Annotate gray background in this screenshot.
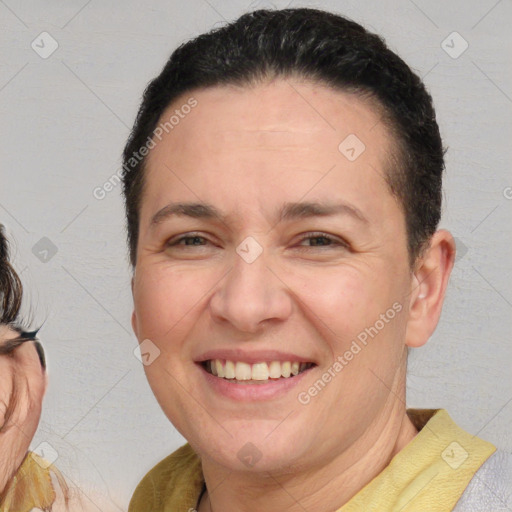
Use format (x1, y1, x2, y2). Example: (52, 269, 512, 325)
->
(1, 0, 511, 508)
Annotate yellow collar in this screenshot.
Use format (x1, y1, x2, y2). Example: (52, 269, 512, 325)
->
(339, 409, 496, 511)
(128, 408, 496, 512)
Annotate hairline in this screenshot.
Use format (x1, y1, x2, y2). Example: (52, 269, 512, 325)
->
(129, 74, 418, 269)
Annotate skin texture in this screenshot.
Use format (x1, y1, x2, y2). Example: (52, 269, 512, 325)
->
(131, 78, 455, 512)
(0, 326, 47, 497)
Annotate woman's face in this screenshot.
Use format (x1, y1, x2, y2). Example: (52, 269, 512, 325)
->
(131, 79, 416, 473)
(0, 326, 46, 494)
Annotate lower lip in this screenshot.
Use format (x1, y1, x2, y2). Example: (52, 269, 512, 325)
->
(198, 364, 314, 401)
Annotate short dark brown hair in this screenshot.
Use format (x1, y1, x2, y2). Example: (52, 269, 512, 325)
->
(122, 8, 444, 267)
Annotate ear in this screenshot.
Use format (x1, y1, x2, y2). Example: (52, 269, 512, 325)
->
(405, 229, 456, 348)
(130, 275, 139, 339)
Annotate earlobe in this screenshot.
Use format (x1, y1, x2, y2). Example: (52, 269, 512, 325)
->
(405, 230, 456, 348)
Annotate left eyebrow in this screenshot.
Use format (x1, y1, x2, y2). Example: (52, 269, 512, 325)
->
(149, 199, 368, 228)
(278, 201, 368, 224)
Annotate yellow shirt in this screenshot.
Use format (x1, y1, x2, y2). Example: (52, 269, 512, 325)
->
(128, 409, 496, 511)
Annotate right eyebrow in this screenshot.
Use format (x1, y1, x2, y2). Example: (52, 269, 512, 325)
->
(150, 202, 224, 228)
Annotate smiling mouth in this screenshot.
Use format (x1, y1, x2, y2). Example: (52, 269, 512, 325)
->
(201, 359, 316, 384)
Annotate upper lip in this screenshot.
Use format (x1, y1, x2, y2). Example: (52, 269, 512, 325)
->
(194, 349, 316, 365)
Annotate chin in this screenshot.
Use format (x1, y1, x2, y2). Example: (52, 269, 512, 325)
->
(189, 424, 314, 475)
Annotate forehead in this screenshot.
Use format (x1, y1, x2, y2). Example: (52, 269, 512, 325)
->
(152, 79, 391, 153)
(142, 79, 399, 224)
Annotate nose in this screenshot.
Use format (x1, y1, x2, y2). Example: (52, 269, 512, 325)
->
(209, 247, 293, 334)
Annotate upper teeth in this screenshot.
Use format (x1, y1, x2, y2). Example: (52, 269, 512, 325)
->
(207, 360, 312, 380)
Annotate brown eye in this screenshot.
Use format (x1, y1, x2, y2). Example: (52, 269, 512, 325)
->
(167, 234, 209, 247)
(177, 236, 207, 246)
(304, 235, 333, 246)
(297, 232, 348, 249)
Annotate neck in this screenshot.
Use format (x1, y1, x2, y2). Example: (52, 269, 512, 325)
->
(198, 402, 418, 512)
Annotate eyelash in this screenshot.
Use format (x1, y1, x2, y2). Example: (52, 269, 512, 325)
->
(167, 232, 348, 250)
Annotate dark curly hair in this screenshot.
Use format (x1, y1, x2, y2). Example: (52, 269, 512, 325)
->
(122, 7, 444, 268)
(0, 225, 44, 367)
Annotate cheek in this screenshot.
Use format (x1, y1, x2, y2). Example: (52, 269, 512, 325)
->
(287, 264, 384, 340)
(286, 261, 408, 381)
(133, 265, 208, 342)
